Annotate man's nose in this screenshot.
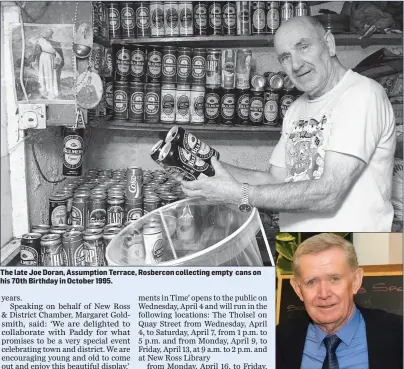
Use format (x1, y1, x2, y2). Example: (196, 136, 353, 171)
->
(317, 281, 331, 299)
(291, 54, 304, 72)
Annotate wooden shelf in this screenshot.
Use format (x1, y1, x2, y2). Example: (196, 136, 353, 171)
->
(95, 33, 403, 48)
(94, 117, 282, 134)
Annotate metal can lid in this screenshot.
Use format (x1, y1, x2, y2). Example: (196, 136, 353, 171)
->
(41, 233, 62, 242)
(283, 75, 295, 90)
(129, 81, 145, 87)
(22, 232, 42, 240)
(103, 229, 120, 238)
(163, 45, 178, 51)
(176, 85, 191, 91)
(144, 195, 161, 202)
(126, 198, 143, 205)
(32, 224, 51, 230)
(251, 74, 266, 90)
(251, 87, 265, 92)
(49, 193, 70, 201)
(269, 73, 284, 90)
(161, 84, 177, 90)
(147, 83, 161, 88)
(150, 140, 165, 157)
(158, 142, 172, 162)
(83, 230, 103, 239)
(114, 81, 129, 86)
(178, 47, 192, 52)
(207, 48, 222, 52)
(193, 48, 206, 53)
(62, 231, 82, 242)
(74, 191, 91, 198)
(191, 85, 206, 91)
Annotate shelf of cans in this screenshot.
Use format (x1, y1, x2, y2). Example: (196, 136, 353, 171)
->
(21, 167, 185, 267)
(93, 2, 309, 43)
(91, 42, 300, 128)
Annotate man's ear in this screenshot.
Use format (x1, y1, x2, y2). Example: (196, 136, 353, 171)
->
(352, 267, 364, 294)
(291, 277, 304, 302)
(324, 31, 336, 57)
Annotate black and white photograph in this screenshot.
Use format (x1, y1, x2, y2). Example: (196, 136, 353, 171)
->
(10, 23, 75, 103)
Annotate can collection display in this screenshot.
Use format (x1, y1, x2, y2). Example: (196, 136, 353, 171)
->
(93, 2, 309, 40)
(24, 168, 185, 267)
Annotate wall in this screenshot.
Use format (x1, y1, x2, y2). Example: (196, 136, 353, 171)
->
(353, 233, 403, 265)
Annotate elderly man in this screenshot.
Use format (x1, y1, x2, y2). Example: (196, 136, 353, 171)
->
(181, 16, 395, 232)
(277, 233, 403, 369)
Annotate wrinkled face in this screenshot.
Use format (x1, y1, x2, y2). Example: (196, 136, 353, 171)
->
(291, 247, 363, 333)
(274, 21, 334, 98)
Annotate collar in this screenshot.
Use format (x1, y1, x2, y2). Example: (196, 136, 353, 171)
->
(313, 305, 362, 349)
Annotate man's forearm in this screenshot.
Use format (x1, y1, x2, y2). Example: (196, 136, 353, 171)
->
(249, 177, 338, 213)
(221, 162, 279, 185)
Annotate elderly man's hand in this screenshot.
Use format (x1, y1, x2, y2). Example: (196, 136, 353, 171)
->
(181, 157, 242, 205)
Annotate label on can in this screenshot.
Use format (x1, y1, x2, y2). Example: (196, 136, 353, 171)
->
(20, 246, 38, 266)
(42, 244, 66, 267)
(192, 55, 206, 80)
(180, 4, 193, 32)
(205, 91, 220, 119)
(130, 91, 144, 116)
(117, 48, 130, 76)
(237, 93, 250, 120)
(177, 55, 191, 79)
(249, 96, 264, 123)
(147, 51, 162, 79)
(237, 3, 251, 34)
(75, 241, 99, 266)
(51, 205, 67, 225)
(145, 92, 160, 116)
(109, 7, 120, 31)
(209, 3, 222, 29)
(107, 205, 124, 224)
(63, 135, 83, 169)
(223, 3, 237, 31)
(114, 90, 128, 113)
(264, 99, 278, 123)
(166, 6, 179, 29)
(267, 8, 280, 31)
(151, 4, 164, 33)
(121, 5, 135, 30)
(280, 94, 295, 118)
(206, 53, 221, 87)
(162, 53, 177, 78)
(127, 208, 143, 221)
(89, 208, 107, 225)
(295, 3, 308, 17)
(131, 49, 146, 78)
(281, 3, 293, 21)
(152, 238, 164, 261)
(191, 93, 205, 121)
(221, 93, 235, 120)
(161, 91, 176, 121)
(179, 147, 209, 172)
(194, 4, 208, 30)
(183, 132, 214, 159)
(253, 7, 266, 32)
(71, 206, 84, 226)
(106, 82, 114, 109)
(176, 92, 190, 120)
(136, 6, 150, 29)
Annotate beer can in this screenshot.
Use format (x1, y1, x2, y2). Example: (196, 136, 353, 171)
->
(82, 230, 106, 266)
(193, 1, 208, 35)
(49, 224, 68, 236)
(122, 230, 146, 264)
(113, 81, 129, 120)
(21, 233, 41, 266)
(136, 2, 151, 37)
(222, 1, 237, 35)
(144, 83, 161, 123)
(281, 1, 294, 23)
(49, 194, 68, 226)
(103, 228, 120, 247)
(166, 126, 220, 161)
(162, 46, 177, 84)
(235, 88, 250, 126)
(147, 45, 162, 83)
(249, 88, 264, 125)
(191, 48, 207, 85)
(295, 1, 309, 17)
(63, 127, 84, 177)
(265, 71, 284, 91)
(125, 198, 144, 222)
(129, 82, 144, 122)
(190, 85, 205, 125)
(175, 85, 191, 123)
(206, 49, 221, 88)
(150, 1, 165, 37)
(161, 84, 176, 123)
(105, 77, 114, 115)
(280, 91, 295, 120)
(236, 1, 251, 35)
(150, 140, 166, 166)
(251, 73, 266, 90)
(221, 49, 236, 89)
(130, 44, 147, 82)
(266, 1, 280, 34)
(41, 234, 66, 267)
(126, 167, 143, 199)
(159, 193, 178, 207)
(252, 1, 267, 34)
(221, 88, 236, 126)
(179, 2, 193, 36)
(31, 225, 50, 236)
(264, 88, 279, 126)
(143, 224, 164, 264)
(107, 195, 125, 225)
(177, 204, 195, 242)
(72, 191, 90, 228)
(177, 47, 192, 85)
(208, 2, 222, 35)
(62, 231, 83, 267)
(236, 49, 252, 90)
(108, 2, 121, 39)
(103, 47, 113, 78)
(120, 2, 136, 38)
(113, 45, 131, 81)
(88, 194, 107, 226)
(93, 2, 101, 37)
(159, 142, 215, 180)
(164, 1, 179, 37)
(205, 87, 222, 125)
(91, 43, 103, 74)
(144, 194, 161, 213)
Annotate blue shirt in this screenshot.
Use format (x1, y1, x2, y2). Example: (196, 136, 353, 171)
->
(301, 306, 369, 369)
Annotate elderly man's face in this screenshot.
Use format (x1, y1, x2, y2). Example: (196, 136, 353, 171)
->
(291, 247, 363, 334)
(274, 20, 334, 98)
